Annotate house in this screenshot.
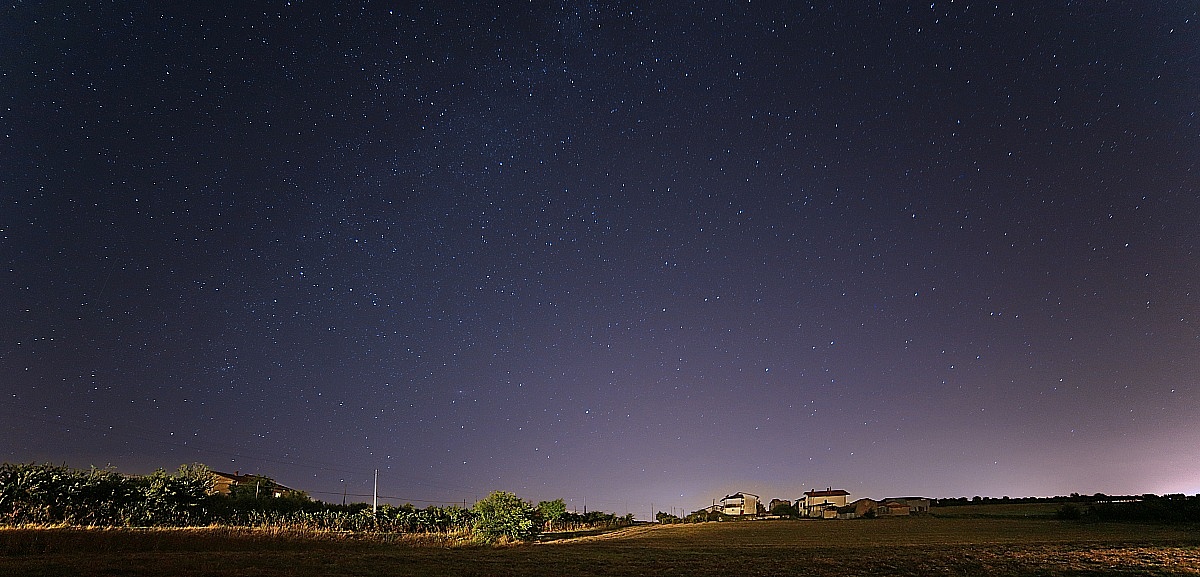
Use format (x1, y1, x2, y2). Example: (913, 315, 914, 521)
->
(836, 499, 881, 519)
(877, 499, 913, 516)
(801, 488, 850, 518)
(720, 492, 761, 516)
(877, 497, 930, 516)
(898, 497, 931, 513)
(211, 471, 299, 499)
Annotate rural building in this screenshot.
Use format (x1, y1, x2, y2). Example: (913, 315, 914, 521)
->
(899, 497, 930, 513)
(875, 497, 931, 516)
(878, 500, 913, 516)
(844, 498, 878, 518)
(802, 488, 850, 518)
(211, 471, 298, 498)
(720, 492, 761, 516)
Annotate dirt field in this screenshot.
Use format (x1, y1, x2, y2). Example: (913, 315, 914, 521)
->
(3, 518, 1199, 576)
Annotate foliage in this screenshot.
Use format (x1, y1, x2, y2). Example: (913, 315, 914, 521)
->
(0, 462, 636, 544)
(770, 502, 800, 518)
(471, 491, 539, 543)
(0, 462, 216, 527)
(536, 499, 567, 531)
(134, 464, 217, 526)
(227, 474, 277, 501)
(1055, 503, 1082, 520)
(1086, 496, 1200, 523)
(685, 508, 732, 523)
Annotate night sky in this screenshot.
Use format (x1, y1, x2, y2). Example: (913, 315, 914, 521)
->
(3, 2, 1198, 517)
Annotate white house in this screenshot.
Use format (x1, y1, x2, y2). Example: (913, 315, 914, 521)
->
(801, 488, 850, 518)
(720, 492, 761, 516)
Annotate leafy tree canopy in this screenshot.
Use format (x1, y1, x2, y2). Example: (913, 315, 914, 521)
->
(472, 491, 539, 543)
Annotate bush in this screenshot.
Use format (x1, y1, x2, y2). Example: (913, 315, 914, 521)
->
(0, 462, 216, 527)
(1055, 504, 1082, 520)
(133, 464, 217, 526)
(471, 491, 539, 543)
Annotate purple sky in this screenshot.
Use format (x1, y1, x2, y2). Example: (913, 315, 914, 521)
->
(3, 2, 1198, 518)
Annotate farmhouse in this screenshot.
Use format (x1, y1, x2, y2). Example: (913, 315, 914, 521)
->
(898, 497, 931, 513)
(841, 497, 879, 519)
(211, 471, 299, 499)
(801, 488, 850, 518)
(877, 497, 931, 516)
(720, 492, 761, 516)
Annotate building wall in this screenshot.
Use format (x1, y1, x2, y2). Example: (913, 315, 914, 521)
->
(905, 498, 930, 513)
(721, 493, 759, 516)
(802, 491, 849, 517)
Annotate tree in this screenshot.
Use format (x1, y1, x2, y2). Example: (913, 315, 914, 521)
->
(472, 491, 539, 543)
(136, 464, 215, 526)
(1055, 503, 1082, 520)
(770, 502, 799, 518)
(228, 474, 276, 501)
(537, 498, 567, 532)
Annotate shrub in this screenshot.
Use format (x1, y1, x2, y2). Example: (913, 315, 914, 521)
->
(1055, 503, 1082, 520)
(471, 491, 539, 543)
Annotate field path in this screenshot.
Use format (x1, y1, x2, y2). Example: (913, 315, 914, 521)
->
(537, 523, 676, 544)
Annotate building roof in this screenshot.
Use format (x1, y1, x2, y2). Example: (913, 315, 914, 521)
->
(722, 492, 759, 500)
(211, 471, 296, 492)
(804, 489, 850, 497)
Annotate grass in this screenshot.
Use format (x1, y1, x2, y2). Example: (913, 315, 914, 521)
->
(3, 518, 1199, 576)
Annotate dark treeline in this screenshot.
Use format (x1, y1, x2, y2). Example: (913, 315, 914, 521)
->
(934, 492, 1200, 524)
(1057, 498, 1200, 524)
(933, 493, 1197, 506)
(0, 463, 631, 540)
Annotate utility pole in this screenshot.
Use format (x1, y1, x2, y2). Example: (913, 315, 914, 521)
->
(372, 469, 378, 514)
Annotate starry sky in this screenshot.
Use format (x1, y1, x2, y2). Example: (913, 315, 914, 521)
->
(3, 1, 1198, 517)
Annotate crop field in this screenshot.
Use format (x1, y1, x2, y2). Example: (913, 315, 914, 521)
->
(3, 518, 1199, 576)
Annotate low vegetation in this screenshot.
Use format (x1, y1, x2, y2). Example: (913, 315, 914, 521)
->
(0, 463, 631, 543)
(932, 495, 1200, 523)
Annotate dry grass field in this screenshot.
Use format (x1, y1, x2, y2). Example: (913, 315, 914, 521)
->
(3, 518, 1199, 576)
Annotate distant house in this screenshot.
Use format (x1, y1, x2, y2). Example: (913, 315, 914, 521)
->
(877, 497, 930, 516)
(898, 497, 930, 513)
(877, 500, 913, 516)
(802, 488, 850, 518)
(768, 498, 793, 513)
(720, 492, 761, 516)
(840, 497, 878, 519)
(210, 471, 299, 499)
